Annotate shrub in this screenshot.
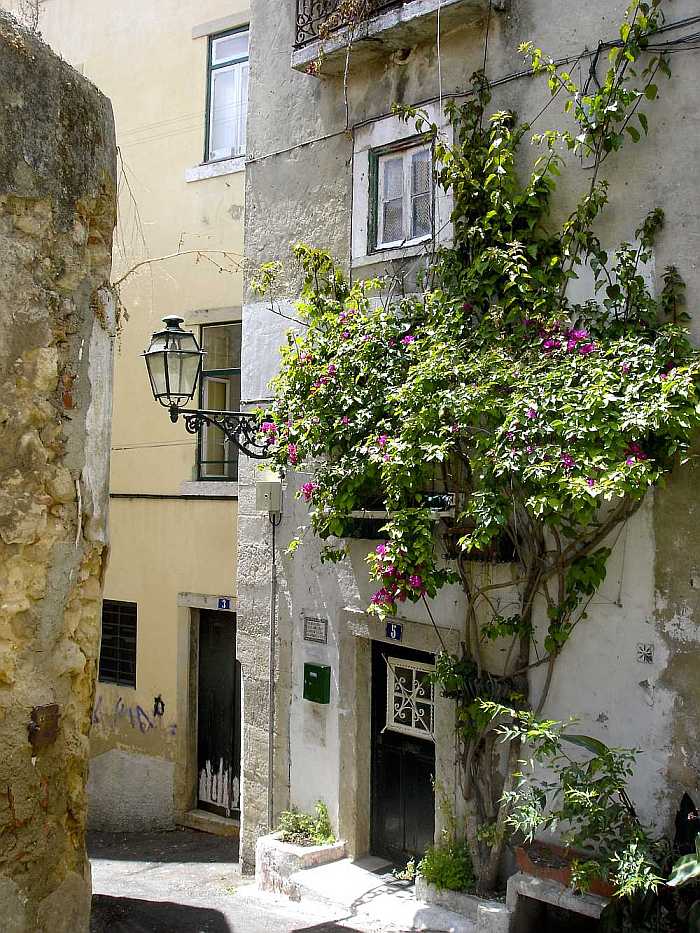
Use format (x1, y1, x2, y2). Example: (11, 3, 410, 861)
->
(278, 801, 336, 847)
(418, 840, 476, 893)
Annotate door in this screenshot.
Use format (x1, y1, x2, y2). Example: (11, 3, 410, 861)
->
(370, 641, 436, 864)
(197, 610, 241, 817)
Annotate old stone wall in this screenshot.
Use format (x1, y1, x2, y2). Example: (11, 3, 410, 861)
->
(0, 11, 116, 931)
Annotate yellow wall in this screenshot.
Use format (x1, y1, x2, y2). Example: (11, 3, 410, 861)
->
(19, 0, 249, 821)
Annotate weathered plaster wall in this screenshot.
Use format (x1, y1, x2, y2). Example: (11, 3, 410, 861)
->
(240, 0, 700, 866)
(0, 11, 116, 931)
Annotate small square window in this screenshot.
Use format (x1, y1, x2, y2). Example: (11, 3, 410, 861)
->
(99, 600, 137, 688)
(206, 28, 249, 163)
(198, 322, 242, 480)
(374, 143, 433, 250)
(385, 657, 435, 740)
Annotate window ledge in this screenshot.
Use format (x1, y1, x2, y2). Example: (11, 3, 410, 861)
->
(185, 157, 245, 183)
(180, 481, 239, 497)
(352, 240, 433, 268)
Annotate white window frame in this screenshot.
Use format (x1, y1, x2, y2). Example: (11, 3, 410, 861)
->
(201, 376, 231, 478)
(376, 144, 433, 250)
(385, 656, 435, 741)
(206, 28, 249, 163)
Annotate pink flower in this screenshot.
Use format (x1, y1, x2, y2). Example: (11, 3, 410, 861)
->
(301, 482, 317, 502)
(462, 302, 474, 312)
(342, 330, 351, 339)
(542, 338, 562, 352)
(341, 415, 350, 425)
(371, 588, 395, 606)
(561, 453, 575, 470)
(587, 478, 596, 487)
(621, 363, 631, 374)
(578, 342, 595, 355)
(526, 408, 538, 420)
(388, 339, 396, 348)
(376, 543, 388, 556)
(401, 335, 416, 346)
(383, 453, 391, 462)
(327, 364, 337, 375)
(382, 565, 397, 578)
(409, 574, 423, 589)
(451, 423, 460, 433)
(377, 435, 389, 448)
(362, 334, 372, 343)
(261, 421, 277, 435)
(339, 312, 347, 322)
(288, 444, 298, 465)
(624, 442, 648, 464)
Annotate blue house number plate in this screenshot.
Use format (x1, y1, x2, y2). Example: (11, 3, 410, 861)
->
(217, 597, 231, 610)
(385, 622, 403, 641)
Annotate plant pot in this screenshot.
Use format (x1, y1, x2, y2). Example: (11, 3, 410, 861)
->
(515, 841, 615, 898)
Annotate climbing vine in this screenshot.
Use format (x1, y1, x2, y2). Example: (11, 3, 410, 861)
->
(255, 0, 700, 892)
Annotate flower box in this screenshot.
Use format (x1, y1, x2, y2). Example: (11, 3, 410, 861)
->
(255, 831, 346, 900)
(515, 841, 615, 898)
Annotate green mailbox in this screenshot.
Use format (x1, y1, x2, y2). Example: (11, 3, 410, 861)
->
(303, 663, 331, 704)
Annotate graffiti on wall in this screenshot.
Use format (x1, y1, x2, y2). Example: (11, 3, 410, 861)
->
(92, 693, 177, 737)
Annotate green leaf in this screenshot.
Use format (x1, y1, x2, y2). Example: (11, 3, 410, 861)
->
(638, 113, 648, 135)
(645, 84, 658, 100)
(626, 125, 641, 143)
(667, 852, 700, 887)
(561, 734, 611, 758)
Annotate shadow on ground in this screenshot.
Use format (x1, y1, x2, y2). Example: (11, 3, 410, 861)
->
(90, 894, 233, 932)
(89, 829, 239, 864)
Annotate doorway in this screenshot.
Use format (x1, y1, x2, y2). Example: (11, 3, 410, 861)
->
(197, 610, 241, 818)
(370, 641, 436, 864)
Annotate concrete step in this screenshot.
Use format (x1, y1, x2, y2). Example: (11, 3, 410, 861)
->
(177, 809, 240, 839)
(289, 857, 477, 932)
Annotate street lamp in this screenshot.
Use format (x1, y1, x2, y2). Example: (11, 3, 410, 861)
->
(142, 315, 269, 459)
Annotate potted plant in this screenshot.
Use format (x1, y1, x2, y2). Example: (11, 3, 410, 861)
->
(485, 702, 663, 901)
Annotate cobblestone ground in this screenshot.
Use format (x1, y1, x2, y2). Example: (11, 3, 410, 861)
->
(88, 830, 378, 933)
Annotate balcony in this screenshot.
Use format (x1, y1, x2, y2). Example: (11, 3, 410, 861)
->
(292, 0, 490, 74)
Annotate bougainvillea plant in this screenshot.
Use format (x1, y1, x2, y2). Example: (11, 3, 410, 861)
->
(253, 0, 700, 892)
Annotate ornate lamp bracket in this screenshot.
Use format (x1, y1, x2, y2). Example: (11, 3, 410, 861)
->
(169, 406, 270, 460)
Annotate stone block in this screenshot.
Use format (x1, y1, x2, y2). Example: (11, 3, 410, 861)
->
(255, 832, 347, 899)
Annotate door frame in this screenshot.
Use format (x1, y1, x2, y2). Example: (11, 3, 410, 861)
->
(336, 609, 462, 860)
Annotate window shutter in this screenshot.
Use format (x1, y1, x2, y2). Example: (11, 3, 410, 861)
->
(380, 156, 404, 245)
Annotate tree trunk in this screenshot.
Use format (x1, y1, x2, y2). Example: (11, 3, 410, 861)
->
(0, 13, 117, 931)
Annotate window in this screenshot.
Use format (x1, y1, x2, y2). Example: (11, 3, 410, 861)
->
(198, 322, 242, 480)
(99, 600, 137, 688)
(373, 143, 432, 250)
(385, 657, 435, 740)
(206, 28, 249, 162)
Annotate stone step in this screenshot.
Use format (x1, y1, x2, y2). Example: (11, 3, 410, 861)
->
(177, 809, 240, 839)
(289, 857, 477, 932)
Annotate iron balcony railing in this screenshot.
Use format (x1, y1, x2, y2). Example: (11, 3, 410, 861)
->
(295, 0, 406, 46)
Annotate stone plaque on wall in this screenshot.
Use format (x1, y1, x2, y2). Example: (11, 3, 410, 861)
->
(303, 615, 328, 644)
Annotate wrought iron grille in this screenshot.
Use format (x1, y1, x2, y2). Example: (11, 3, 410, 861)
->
(295, 0, 405, 46)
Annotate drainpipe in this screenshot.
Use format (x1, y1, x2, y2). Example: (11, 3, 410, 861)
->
(268, 513, 281, 829)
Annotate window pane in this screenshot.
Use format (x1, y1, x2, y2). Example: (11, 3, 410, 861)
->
(208, 62, 248, 160)
(411, 149, 431, 195)
(201, 323, 241, 371)
(212, 30, 249, 65)
(412, 192, 432, 239)
(382, 198, 403, 243)
(383, 157, 403, 199)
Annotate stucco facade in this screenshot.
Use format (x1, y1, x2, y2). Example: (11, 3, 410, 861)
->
(12, 0, 250, 834)
(239, 0, 700, 870)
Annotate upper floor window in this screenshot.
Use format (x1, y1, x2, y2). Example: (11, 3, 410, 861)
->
(99, 600, 137, 688)
(198, 323, 242, 480)
(372, 142, 433, 251)
(206, 28, 249, 162)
